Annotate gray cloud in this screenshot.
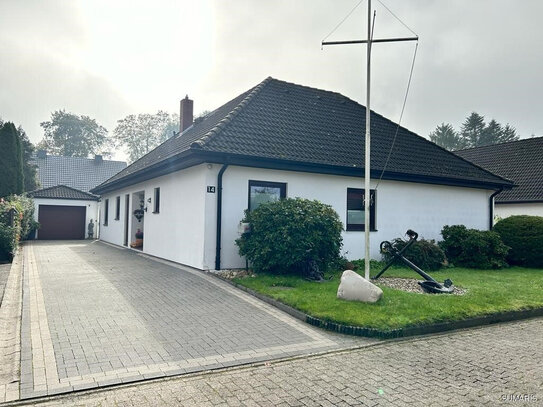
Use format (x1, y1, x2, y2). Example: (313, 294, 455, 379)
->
(1, 0, 542, 156)
(0, 0, 132, 144)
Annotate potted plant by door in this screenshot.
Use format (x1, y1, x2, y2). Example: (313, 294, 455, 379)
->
(130, 229, 144, 248)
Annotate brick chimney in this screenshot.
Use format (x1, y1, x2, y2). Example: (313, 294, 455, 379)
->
(94, 154, 103, 165)
(180, 95, 194, 133)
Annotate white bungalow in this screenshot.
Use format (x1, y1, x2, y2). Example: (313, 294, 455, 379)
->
(91, 77, 512, 270)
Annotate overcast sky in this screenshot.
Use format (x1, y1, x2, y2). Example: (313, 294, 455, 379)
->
(1, 0, 542, 160)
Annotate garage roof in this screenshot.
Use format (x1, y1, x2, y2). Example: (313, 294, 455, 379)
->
(28, 185, 99, 201)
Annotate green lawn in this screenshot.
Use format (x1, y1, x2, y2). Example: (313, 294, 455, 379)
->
(232, 266, 543, 331)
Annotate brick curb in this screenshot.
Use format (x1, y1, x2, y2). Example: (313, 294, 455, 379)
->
(215, 274, 543, 339)
(0, 246, 23, 402)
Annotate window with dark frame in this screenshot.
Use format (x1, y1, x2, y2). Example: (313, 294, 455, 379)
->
(153, 187, 160, 213)
(104, 199, 109, 226)
(346, 188, 376, 231)
(115, 196, 120, 220)
(248, 180, 287, 212)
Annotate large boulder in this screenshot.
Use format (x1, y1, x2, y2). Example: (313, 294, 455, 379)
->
(337, 270, 383, 303)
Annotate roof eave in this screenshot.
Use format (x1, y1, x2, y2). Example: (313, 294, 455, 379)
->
(496, 199, 543, 205)
(91, 149, 513, 196)
(90, 150, 203, 195)
(31, 195, 99, 202)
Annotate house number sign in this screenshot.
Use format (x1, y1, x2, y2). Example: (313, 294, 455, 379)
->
(207, 186, 216, 193)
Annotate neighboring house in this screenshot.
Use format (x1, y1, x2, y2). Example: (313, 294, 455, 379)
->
(91, 77, 512, 271)
(28, 153, 126, 239)
(456, 137, 543, 220)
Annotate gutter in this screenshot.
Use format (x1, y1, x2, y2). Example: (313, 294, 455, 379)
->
(489, 188, 503, 229)
(215, 164, 229, 270)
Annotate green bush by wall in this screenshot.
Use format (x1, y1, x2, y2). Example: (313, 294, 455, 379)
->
(439, 225, 509, 269)
(381, 237, 446, 271)
(494, 215, 543, 268)
(236, 198, 343, 276)
(0, 195, 39, 262)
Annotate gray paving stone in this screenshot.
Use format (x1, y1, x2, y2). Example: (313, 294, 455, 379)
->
(18, 240, 371, 400)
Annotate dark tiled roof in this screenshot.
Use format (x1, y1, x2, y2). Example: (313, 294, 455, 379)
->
(95, 77, 512, 193)
(34, 155, 126, 193)
(455, 137, 543, 203)
(28, 185, 99, 201)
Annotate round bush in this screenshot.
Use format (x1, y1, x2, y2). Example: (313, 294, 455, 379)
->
(235, 198, 343, 275)
(440, 225, 509, 269)
(494, 215, 543, 267)
(381, 237, 446, 271)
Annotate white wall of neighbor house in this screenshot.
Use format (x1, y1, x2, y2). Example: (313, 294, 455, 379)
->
(495, 202, 543, 219)
(99, 164, 208, 270)
(215, 165, 493, 270)
(32, 198, 99, 238)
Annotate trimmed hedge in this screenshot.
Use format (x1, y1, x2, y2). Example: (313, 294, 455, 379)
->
(235, 198, 343, 276)
(381, 237, 446, 271)
(440, 225, 509, 269)
(494, 215, 543, 267)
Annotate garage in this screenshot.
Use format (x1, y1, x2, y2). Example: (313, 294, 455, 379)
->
(38, 205, 86, 240)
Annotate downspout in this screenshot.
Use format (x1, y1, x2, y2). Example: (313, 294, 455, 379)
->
(489, 188, 503, 230)
(215, 164, 229, 270)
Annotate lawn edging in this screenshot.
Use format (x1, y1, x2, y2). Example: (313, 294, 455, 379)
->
(216, 275, 543, 339)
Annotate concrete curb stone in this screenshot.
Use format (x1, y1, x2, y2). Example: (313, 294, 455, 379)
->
(0, 246, 24, 403)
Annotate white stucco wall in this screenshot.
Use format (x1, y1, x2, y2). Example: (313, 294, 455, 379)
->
(216, 166, 493, 269)
(495, 202, 543, 219)
(33, 198, 99, 239)
(97, 163, 493, 271)
(99, 165, 209, 270)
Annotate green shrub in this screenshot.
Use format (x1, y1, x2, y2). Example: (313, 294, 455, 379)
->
(236, 198, 343, 276)
(494, 215, 543, 267)
(440, 225, 509, 269)
(381, 237, 446, 271)
(0, 224, 17, 262)
(0, 195, 39, 261)
(350, 259, 385, 272)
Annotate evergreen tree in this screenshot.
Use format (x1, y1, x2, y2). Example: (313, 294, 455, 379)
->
(500, 124, 518, 144)
(460, 112, 486, 147)
(17, 126, 39, 191)
(479, 119, 502, 147)
(0, 122, 24, 197)
(429, 123, 468, 151)
(429, 112, 520, 150)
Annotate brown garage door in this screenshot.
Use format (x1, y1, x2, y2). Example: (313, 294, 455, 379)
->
(38, 205, 86, 240)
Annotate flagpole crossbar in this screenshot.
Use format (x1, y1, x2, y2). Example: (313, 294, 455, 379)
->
(322, 36, 418, 46)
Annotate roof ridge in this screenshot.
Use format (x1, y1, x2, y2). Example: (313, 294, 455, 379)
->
(190, 77, 274, 149)
(28, 184, 98, 198)
(33, 154, 126, 164)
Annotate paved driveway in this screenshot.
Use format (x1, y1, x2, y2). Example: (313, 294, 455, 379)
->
(19, 241, 372, 399)
(31, 317, 543, 406)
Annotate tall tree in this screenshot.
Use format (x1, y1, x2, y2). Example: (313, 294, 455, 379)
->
(38, 110, 110, 157)
(113, 111, 178, 163)
(500, 124, 518, 144)
(479, 119, 502, 147)
(429, 123, 468, 151)
(0, 122, 24, 197)
(0, 117, 39, 192)
(17, 126, 39, 191)
(159, 113, 180, 141)
(460, 112, 486, 147)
